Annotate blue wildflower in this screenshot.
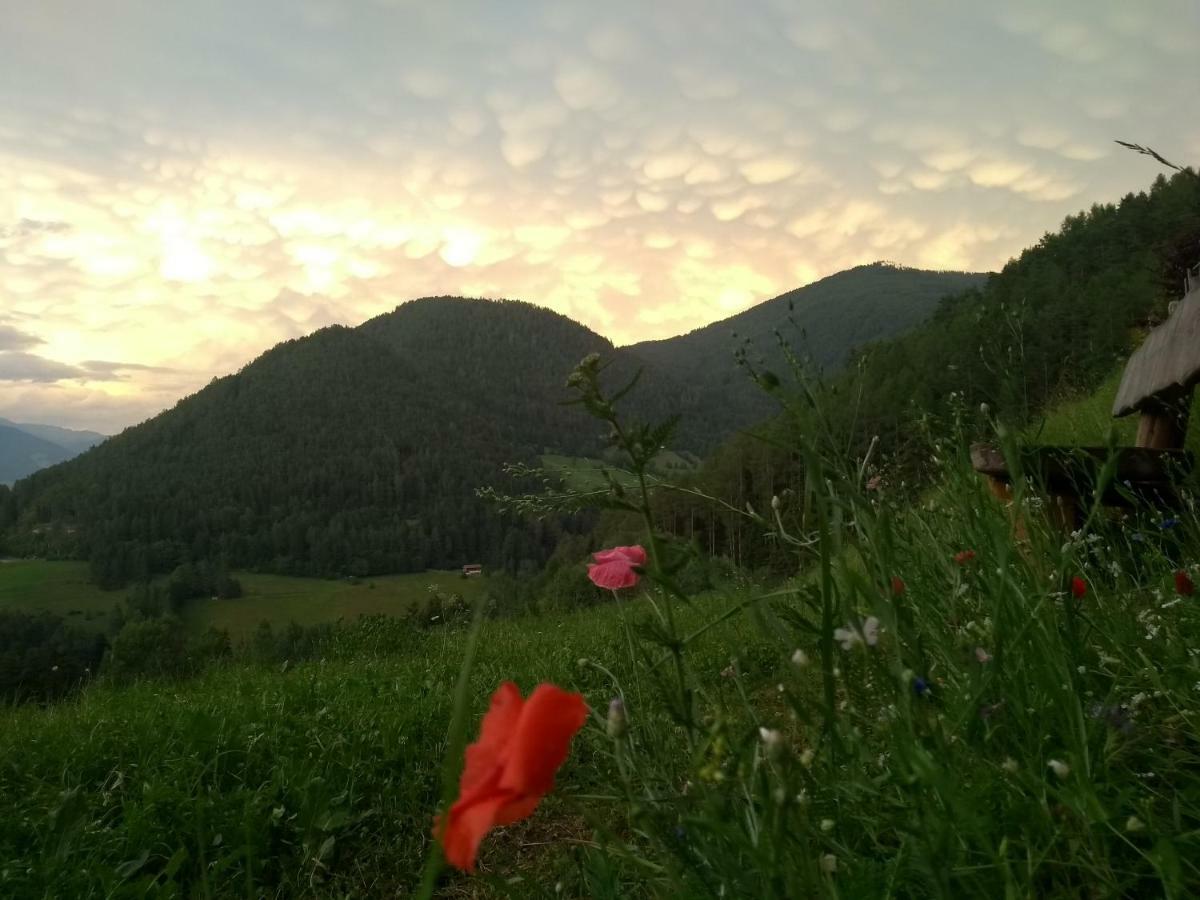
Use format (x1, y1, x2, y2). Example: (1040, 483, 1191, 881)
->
(1159, 518, 1180, 530)
(913, 677, 930, 697)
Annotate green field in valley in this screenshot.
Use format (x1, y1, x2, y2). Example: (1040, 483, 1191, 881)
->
(0, 559, 120, 629)
(182, 569, 488, 637)
(0, 560, 488, 638)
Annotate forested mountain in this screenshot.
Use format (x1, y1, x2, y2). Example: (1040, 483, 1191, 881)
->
(0, 299, 757, 583)
(0, 302, 595, 581)
(0, 262, 984, 582)
(0, 419, 106, 485)
(628, 263, 988, 433)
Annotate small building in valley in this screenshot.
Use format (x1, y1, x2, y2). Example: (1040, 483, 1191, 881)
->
(461, 563, 483, 577)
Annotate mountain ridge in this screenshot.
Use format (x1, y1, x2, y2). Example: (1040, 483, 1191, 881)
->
(0, 263, 986, 581)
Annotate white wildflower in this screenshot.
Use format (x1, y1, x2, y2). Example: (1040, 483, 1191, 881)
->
(820, 854, 838, 874)
(833, 616, 880, 650)
(1048, 759, 1070, 779)
(791, 649, 810, 669)
(759, 727, 784, 762)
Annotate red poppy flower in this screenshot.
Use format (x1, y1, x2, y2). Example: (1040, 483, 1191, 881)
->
(437, 682, 587, 872)
(1175, 569, 1195, 597)
(953, 550, 976, 565)
(890, 576, 906, 596)
(587, 545, 646, 590)
(1070, 576, 1087, 599)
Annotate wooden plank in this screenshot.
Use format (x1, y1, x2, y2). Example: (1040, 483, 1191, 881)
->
(1113, 283, 1200, 417)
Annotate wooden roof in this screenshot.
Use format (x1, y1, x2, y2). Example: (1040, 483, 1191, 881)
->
(1113, 282, 1200, 417)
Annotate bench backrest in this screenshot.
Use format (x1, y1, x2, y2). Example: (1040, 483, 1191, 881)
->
(1112, 274, 1200, 448)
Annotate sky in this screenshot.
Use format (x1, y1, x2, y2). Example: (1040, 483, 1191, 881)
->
(1, 1, 1198, 433)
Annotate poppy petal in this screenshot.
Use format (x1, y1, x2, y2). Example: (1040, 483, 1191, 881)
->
(440, 794, 507, 872)
(500, 683, 588, 798)
(494, 793, 542, 826)
(459, 682, 523, 797)
(587, 560, 639, 589)
(592, 545, 646, 565)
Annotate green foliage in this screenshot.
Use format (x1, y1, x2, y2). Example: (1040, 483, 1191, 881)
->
(103, 616, 190, 682)
(0, 610, 106, 702)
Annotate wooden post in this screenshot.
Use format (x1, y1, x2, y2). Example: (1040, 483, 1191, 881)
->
(1135, 399, 1190, 450)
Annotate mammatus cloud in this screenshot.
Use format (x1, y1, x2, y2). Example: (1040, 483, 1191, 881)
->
(0, 0, 1197, 430)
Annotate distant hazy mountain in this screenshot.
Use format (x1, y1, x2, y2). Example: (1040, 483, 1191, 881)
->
(627, 262, 990, 434)
(0, 419, 107, 485)
(1, 264, 983, 580)
(2, 420, 106, 454)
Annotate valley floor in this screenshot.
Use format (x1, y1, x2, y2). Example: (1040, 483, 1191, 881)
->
(0, 560, 486, 637)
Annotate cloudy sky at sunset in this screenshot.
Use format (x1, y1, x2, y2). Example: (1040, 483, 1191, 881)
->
(2, 0, 1198, 431)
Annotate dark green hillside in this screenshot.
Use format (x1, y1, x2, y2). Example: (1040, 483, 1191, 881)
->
(2, 303, 609, 580)
(0, 298, 742, 584)
(627, 263, 988, 432)
(840, 171, 1200, 454)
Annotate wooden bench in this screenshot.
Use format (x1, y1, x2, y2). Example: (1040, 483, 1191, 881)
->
(972, 263, 1200, 526)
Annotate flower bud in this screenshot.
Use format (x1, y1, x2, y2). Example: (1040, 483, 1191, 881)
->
(1047, 759, 1070, 779)
(1125, 816, 1145, 833)
(819, 853, 838, 874)
(771, 494, 781, 511)
(606, 698, 627, 739)
(791, 648, 810, 669)
(799, 748, 815, 767)
(819, 818, 835, 833)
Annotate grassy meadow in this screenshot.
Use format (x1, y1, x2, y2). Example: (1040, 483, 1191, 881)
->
(0, 559, 118, 629)
(0, 561, 486, 638)
(182, 570, 488, 638)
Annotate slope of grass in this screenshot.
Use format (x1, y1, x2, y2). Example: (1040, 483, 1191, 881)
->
(0, 590, 773, 898)
(1026, 364, 1200, 458)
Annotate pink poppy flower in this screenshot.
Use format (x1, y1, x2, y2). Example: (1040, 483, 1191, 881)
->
(587, 545, 646, 590)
